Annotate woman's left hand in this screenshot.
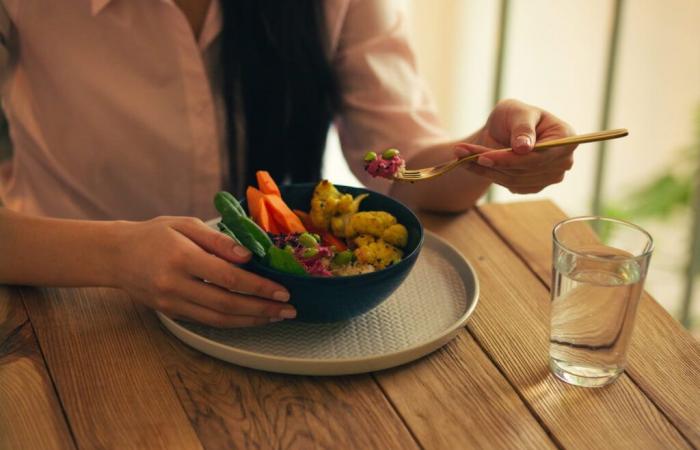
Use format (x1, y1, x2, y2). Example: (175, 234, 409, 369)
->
(454, 99, 577, 194)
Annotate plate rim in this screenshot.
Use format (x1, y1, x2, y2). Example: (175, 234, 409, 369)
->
(157, 229, 479, 375)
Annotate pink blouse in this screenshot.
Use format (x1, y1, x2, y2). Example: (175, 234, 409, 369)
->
(0, 0, 445, 220)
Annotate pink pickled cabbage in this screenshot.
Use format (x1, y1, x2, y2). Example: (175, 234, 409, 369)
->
(272, 234, 335, 277)
(365, 155, 405, 179)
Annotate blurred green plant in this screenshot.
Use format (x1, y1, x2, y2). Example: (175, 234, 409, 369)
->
(602, 106, 698, 232)
(602, 106, 699, 328)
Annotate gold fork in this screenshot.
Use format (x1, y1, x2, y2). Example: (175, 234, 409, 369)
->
(394, 128, 629, 183)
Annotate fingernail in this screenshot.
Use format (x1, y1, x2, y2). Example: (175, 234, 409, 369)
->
(279, 309, 297, 319)
(455, 146, 471, 157)
(272, 290, 290, 302)
(234, 246, 251, 257)
(477, 156, 494, 167)
(515, 135, 532, 149)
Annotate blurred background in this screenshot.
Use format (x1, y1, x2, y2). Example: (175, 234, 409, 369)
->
(322, 0, 700, 335)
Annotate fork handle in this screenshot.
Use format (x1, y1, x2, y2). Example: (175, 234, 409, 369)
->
(453, 128, 629, 166)
(456, 128, 629, 164)
(531, 128, 628, 150)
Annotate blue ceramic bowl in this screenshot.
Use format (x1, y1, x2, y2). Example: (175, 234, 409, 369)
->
(240, 183, 424, 323)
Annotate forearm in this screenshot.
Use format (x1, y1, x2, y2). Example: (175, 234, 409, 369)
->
(0, 208, 125, 287)
(389, 133, 491, 213)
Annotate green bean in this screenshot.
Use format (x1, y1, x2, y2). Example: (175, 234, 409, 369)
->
(215, 191, 246, 217)
(302, 247, 319, 258)
(298, 232, 318, 248)
(267, 246, 308, 276)
(217, 222, 241, 245)
(225, 217, 266, 258)
(236, 216, 273, 252)
(364, 151, 377, 162)
(382, 148, 400, 160)
(214, 191, 270, 258)
(332, 250, 354, 266)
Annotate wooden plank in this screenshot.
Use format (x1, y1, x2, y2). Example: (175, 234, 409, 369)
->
(135, 305, 419, 450)
(374, 332, 556, 449)
(479, 200, 700, 446)
(21, 287, 204, 450)
(0, 286, 75, 450)
(421, 209, 691, 449)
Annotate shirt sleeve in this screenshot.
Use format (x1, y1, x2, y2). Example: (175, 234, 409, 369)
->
(333, 0, 448, 193)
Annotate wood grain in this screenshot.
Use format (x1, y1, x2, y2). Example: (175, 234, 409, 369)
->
(21, 287, 204, 450)
(136, 304, 420, 450)
(0, 286, 75, 450)
(479, 200, 700, 446)
(423, 209, 691, 449)
(374, 331, 556, 449)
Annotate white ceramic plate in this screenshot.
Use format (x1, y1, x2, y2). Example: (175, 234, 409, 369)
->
(158, 230, 479, 376)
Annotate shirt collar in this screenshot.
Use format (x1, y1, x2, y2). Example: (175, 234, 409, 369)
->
(91, 0, 176, 16)
(90, 0, 221, 49)
(90, 0, 112, 16)
(199, 0, 222, 50)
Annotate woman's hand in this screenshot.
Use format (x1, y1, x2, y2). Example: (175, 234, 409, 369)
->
(454, 99, 576, 194)
(114, 216, 295, 328)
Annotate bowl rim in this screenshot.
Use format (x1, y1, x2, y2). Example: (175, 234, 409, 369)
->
(233, 182, 425, 281)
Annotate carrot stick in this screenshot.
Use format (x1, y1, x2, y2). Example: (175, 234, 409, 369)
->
(293, 209, 312, 225)
(256, 170, 281, 197)
(266, 208, 281, 234)
(247, 186, 263, 218)
(247, 186, 272, 231)
(321, 232, 347, 251)
(264, 195, 306, 234)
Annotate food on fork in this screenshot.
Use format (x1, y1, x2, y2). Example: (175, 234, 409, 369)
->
(364, 148, 406, 179)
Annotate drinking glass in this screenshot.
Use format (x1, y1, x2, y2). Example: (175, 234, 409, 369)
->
(549, 216, 653, 387)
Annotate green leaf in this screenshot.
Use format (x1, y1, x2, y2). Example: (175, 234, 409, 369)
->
(604, 173, 692, 222)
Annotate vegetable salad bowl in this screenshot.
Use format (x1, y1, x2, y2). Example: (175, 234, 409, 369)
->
(241, 183, 424, 323)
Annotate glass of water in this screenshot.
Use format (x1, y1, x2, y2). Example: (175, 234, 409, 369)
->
(549, 216, 653, 387)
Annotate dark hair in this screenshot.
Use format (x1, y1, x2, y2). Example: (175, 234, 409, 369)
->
(219, 0, 341, 195)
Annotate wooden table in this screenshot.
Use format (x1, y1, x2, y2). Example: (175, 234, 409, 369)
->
(2, 201, 699, 449)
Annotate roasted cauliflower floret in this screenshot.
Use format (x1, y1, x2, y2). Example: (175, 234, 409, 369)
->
(353, 233, 376, 248)
(336, 193, 356, 214)
(330, 215, 347, 237)
(382, 224, 408, 248)
(310, 180, 341, 230)
(354, 239, 403, 270)
(311, 180, 368, 231)
(344, 211, 408, 247)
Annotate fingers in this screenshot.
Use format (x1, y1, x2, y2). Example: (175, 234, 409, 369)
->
(506, 106, 540, 154)
(171, 217, 252, 264)
(456, 143, 574, 171)
(454, 142, 503, 157)
(178, 278, 296, 319)
(186, 251, 291, 302)
(465, 164, 567, 193)
(161, 299, 282, 328)
(453, 99, 577, 194)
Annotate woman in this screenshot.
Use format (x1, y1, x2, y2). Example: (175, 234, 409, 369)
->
(0, 0, 575, 327)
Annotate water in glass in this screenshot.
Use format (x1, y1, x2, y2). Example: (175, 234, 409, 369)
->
(549, 244, 644, 387)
